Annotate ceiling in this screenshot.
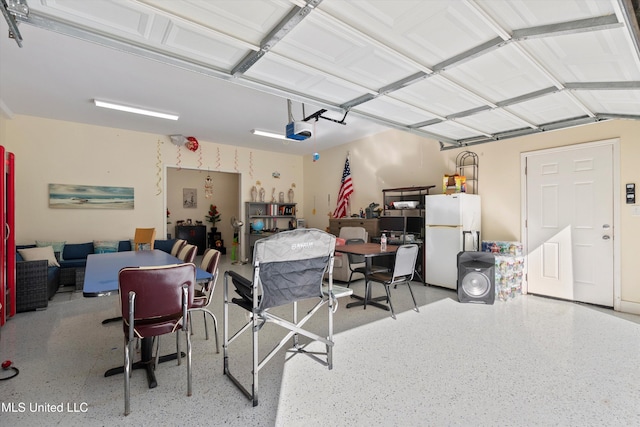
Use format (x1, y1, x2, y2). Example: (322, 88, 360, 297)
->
(1, 0, 639, 156)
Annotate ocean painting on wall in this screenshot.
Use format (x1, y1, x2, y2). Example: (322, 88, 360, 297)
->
(49, 184, 134, 209)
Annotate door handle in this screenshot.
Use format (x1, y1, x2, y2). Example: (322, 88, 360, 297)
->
(602, 235, 610, 240)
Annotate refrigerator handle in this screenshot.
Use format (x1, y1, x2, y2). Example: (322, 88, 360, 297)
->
(462, 230, 481, 252)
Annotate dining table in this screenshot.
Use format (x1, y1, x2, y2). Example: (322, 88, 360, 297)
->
(83, 249, 212, 389)
(334, 242, 398, 311)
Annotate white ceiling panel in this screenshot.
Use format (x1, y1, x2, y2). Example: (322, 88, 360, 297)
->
(421, 120, 484, 141)
(244, 53, 371, 105)
(353, 97, 437, 126)
(318, 0, 498, 67)
(271, 13, 418, 90)
(505, 91, 588, 125)
(1, 0, 639, 153)
(138, 0, 293, 46)
(521, 29, 640, 82)
(576, 90, 640, 115)
(31, 0, 154, 37)
(391, 75, 490, 118)
(478, 0, 616, 29)
(442, 43, 556, 103)
(455, 109, 533, 135)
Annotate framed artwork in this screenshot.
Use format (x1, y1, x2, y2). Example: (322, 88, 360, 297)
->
(49, 184, 134, 209)
(183, 188, 197, 208)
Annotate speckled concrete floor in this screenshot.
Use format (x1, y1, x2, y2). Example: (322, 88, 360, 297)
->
(1, 255, 638, 426)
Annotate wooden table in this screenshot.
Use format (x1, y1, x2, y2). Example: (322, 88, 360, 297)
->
(334, 243, 398, 311)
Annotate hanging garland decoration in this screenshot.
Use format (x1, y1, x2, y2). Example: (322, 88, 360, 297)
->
(195, 139, 203, 169)
(249, 151, 254, 180)
(216, 147, 221, 170)
(155, 139, 163, 195)
(170, 134, 186, 170)
(234, 148, 239, 173)
(204, 173, 213, 199)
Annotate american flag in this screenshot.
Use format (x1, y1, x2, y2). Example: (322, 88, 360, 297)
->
(333, 156, 353, 218)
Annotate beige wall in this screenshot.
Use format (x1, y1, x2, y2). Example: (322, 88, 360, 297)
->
(0, 115, 304, 259)
(1, 114, 638, 313)
(304, 121, 640, 313)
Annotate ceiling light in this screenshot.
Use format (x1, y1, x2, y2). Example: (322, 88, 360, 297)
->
(93, 99, 179, 120)
(251, 129, 287, 140)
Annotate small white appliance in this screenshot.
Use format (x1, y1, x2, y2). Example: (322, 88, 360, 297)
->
(424, 193, 481, 289)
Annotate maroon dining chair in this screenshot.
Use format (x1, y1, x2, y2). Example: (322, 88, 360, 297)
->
(189, 248, 221, 352)
(176, 244, 197, 263)
(118, 263, 196, 416)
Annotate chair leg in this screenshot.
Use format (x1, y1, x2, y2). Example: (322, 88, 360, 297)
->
(176, 332, 181, 365)
(186, 328, 192, 397)
(203, 311, 209, 340)
(384, 284, 396, 319)
(124, 337, 132, 416)
(363, 280, 369, 310)
(152, 336, 161, 369)
(204, 310, 220, 353)
(407, 281, 419, 313)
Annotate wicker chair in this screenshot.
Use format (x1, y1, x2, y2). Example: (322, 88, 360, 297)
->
(15, 260, 58, 312)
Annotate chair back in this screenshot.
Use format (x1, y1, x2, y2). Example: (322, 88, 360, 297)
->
(177, 244, 197, 263)
(134, 228, 156, 251)
(253, 228, 335, 311)
(339, 226, 368, 242)
(118, 263, 196, 337)
(345, 238, 366, 265)
(391, 244, 419, 283)
(171, 239, 187, 257)
(200, 248, 221, 293)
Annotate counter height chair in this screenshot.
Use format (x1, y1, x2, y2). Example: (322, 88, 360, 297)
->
(177, 244, 197, 264)
(345, 238, 366, 288)
(133, 228, 156, 251)
(345, 238, 388, 288)
(118, 263, 196, 416)
(171, 239, 187, 257)
(223, 228, 352, 406)
(366, 244, 420, 320)
(189, 248, 221, 353)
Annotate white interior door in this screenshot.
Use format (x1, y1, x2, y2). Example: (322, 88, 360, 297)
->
(525, 142, 615, 306)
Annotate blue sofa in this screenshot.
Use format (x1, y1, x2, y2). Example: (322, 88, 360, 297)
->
(58, 239, 177, 287)
(15, 239, 177, 312)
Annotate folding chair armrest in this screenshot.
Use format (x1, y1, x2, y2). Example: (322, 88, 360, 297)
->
(322, 284, 353, 299)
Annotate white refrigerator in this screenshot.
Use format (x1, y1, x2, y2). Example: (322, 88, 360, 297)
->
(424, 193, 481, 289)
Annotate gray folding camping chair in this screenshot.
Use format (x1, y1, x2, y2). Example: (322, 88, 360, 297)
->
(223, 228, 352, 406)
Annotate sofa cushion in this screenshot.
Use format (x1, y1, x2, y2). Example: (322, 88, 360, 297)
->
(16, 244, 36, 262)
(18, 246, 60, 267)
(63, 242, 94, 260)
(93, 240, 119, 254)
(154, 239, 177, 254)
(59, 259, 86, 269)
(118, 240, 132, 252)
(36, 240, 66, 261)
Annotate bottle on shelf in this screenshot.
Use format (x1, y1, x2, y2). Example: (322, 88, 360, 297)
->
(380, 233, 387, 252)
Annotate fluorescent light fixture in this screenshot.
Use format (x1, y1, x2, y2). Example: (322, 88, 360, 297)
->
(93, 99, 179, 121)
(251, 129, 287, 140)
